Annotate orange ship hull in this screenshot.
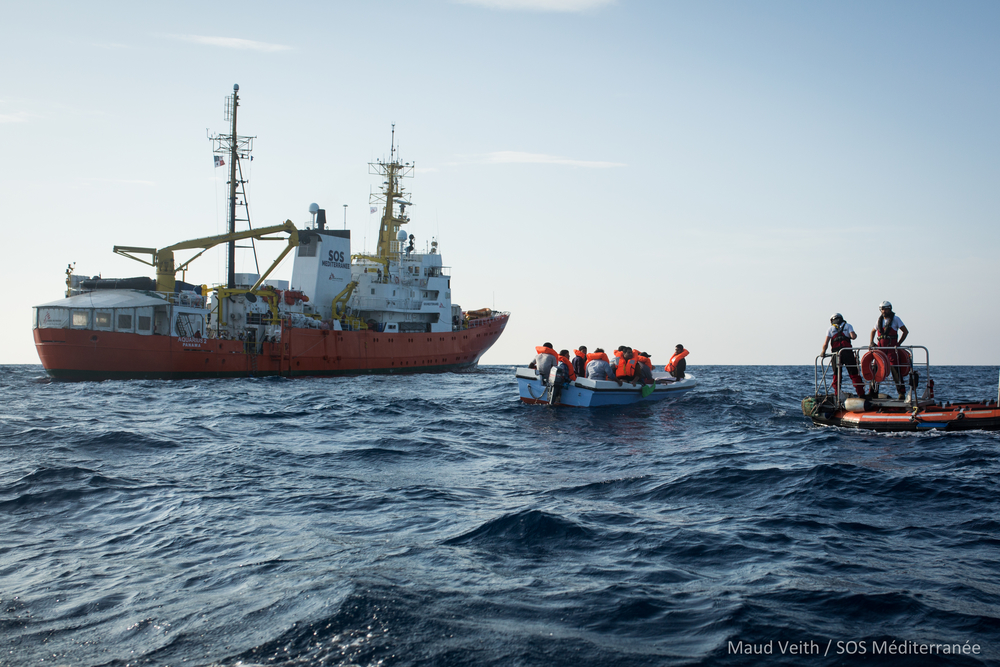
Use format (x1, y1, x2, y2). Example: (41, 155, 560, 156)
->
(35, 316, 508, 380)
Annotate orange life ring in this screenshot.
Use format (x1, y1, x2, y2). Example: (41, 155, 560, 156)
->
(860, 350, 890, 383)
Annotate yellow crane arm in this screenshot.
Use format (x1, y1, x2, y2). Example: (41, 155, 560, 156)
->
(113, 220, 299, 292)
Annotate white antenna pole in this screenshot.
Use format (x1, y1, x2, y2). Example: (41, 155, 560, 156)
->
(343, 204, 348, 230)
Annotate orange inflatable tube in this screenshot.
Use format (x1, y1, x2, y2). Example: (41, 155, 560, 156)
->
(860, 350, 890, 383)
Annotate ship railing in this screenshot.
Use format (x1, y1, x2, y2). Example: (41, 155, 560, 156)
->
(813, 345, 931, 406)
(465, 311, 510, 329)
(155, 291, 207, 309)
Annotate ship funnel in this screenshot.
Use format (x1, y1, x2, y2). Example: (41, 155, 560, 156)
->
(316, 208, 327, 230)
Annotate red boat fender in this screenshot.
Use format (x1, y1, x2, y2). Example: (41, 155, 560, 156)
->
(665, 349, 689, 372)
(861, 350, 890, 383)
(896, 349, 911, 377)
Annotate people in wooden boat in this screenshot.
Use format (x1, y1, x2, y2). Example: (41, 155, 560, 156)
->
(666, 345, 688, 380)
(557, 350, 577, 382)
(572, 346, 588, 378)
(634, 352, 654, 385)
(585, 348, 616, 382)
(616, 348, 639, 383)
(822, 313, 865, 398)
(532, 343, 559, 384)
(868, 301, 909, 400)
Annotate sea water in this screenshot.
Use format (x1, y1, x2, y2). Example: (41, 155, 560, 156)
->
(1, 365, 998, 666)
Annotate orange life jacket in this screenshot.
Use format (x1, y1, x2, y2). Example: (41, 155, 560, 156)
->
(636, 355, 652, 369)
(586, 352, 610, 363)
(556, 354, 577, 381)
(535, 346, 558, 358)
(616, 357, 636, 379)
(665, 349, 690, 372)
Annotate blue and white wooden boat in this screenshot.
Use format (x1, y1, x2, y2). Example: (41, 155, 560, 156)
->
(516, 366, 696, 407)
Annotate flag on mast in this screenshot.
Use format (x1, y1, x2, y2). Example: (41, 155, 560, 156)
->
(370, 206, 377, 214)
(214, 156, 225, 168)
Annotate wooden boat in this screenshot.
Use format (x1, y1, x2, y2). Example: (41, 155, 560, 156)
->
(516, 366, 696, 407)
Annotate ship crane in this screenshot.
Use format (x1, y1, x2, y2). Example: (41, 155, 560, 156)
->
(112, 220, 299, 293)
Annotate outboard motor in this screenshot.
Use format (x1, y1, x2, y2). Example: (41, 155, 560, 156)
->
(546, 366, 565, 405)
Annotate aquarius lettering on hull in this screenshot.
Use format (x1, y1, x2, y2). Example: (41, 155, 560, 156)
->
(31, 87, 508, 380)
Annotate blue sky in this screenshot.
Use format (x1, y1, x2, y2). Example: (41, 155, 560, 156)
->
(3, 0, 998, 364)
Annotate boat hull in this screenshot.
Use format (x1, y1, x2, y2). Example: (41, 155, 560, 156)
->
(34, 316, 508, 380)
(516, 367, 696, 407)
(805, 398, 1000, 432)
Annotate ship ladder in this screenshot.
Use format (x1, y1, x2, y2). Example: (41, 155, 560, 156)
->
(245, 339, 259, 377)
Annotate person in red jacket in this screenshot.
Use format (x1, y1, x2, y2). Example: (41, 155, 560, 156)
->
(868, 301, 909, 400)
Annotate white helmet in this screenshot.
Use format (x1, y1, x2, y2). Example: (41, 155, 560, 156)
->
(830, 313, 843, 325)
(879, 300, 892, 310)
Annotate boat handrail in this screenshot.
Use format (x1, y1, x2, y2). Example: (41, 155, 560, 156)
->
(813, 345, 930, 404)
(465, 312, 510, 329)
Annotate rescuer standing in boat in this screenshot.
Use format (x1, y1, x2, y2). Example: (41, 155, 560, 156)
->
(822, 313, 865, 398)
(869, 301, 909, 400)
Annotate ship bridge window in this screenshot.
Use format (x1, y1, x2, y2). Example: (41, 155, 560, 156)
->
(421, 290, 439, 300)
(137, 315, 152, 332)
(71, 310, 90, 329)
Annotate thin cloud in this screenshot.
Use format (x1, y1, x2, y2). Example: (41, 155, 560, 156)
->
(486, 151, 625, 168)
(454, 0, 615, 11)
(169, 34, 291, 52)
(82, 178, 155, 186)
(0, 112, 29, 123)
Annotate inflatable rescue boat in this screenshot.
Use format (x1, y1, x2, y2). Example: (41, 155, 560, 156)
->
(803, 345, 1000, 432)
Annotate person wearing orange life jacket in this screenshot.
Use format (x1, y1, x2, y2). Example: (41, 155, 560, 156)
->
(632, 352, 654, 385)
(530, 342, 559, 384)
(665, 344, 689, 380)
(616, 348, 639, 382)
(571, 346, 588, 379)
(822, 313, 865, 398)
(585, 348, 615, 381)
(868, 301, 909, 399)
(557, 349, 577, 382)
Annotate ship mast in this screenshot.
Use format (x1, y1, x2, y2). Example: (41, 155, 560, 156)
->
(227, 85, 239, 288)
(210, 84, 255, 289)
(370, 125, 414, 261)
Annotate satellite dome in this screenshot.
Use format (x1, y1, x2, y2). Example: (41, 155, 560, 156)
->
(309, 203, 320, 214)
(397, 230, 408, 241)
